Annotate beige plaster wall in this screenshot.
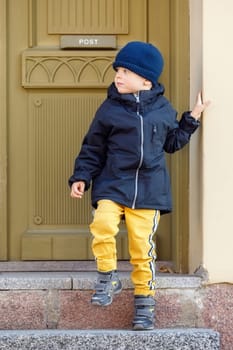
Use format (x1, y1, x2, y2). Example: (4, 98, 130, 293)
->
(203, 0, 233, 282)
(190, 0, 233, 282)
(189, 0, 203, 274)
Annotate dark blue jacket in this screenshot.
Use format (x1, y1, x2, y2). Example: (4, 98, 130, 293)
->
(69, 83, 200, 214)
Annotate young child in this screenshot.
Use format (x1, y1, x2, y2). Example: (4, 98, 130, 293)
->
(69, 41, 209, 330)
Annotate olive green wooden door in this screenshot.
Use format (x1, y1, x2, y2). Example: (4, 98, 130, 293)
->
(4, 0, 189, 269)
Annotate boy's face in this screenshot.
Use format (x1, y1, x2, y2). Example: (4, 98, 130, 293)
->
(114, 67, 152, 94)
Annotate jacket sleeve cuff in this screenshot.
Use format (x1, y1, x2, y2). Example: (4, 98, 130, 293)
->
(68, 176, 90, 191)
(179, 111, 200, 134)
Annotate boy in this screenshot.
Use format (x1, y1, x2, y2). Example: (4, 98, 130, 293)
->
(69, 41, 209, 330)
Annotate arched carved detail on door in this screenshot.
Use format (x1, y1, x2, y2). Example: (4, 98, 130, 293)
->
(22, 51, 115, 88)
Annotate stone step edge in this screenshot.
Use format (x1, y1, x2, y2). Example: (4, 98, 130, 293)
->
(0, 329, 220, 350)
(0, 271, 202, 290)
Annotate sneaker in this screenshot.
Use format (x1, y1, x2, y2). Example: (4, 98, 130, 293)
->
(132, 295, 155, 330)
(91, 270, 122, 306)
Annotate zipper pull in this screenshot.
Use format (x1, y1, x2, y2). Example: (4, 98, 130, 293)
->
(134, 92, 140, 115)
(135, 92, 140, 103)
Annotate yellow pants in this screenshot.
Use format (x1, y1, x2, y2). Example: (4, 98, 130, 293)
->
(90, 199, 160, 296)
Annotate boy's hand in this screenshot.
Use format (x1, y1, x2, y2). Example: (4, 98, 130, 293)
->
(70, 181, 85, 199)
(191, 92, 210, 120)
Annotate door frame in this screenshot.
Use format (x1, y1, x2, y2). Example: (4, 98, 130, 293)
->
(170, 0, 190, 272)
(0, 0, 7, 260)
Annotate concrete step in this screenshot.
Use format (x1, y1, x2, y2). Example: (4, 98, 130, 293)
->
(0, 329, 220, 350)
(0, 271, 203, 330)
(0, 270, 229, 349)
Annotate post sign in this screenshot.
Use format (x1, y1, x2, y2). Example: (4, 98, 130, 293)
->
(61, 35, 117, 49)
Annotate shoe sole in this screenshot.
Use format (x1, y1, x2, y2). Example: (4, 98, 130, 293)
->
(91, 299, 113, 306)
(132, 324, 154, 331)
(91, 285, 123, 306)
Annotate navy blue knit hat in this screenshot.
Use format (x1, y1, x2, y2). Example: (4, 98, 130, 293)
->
(113, 41, 164, 85)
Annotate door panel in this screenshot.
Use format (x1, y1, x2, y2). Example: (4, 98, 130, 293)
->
(5, 0, 189, 264)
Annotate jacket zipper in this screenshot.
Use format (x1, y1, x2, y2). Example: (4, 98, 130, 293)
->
(132, 93, 144, 209)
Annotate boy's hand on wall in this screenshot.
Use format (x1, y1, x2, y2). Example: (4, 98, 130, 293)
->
(191, 92, 210, 120)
